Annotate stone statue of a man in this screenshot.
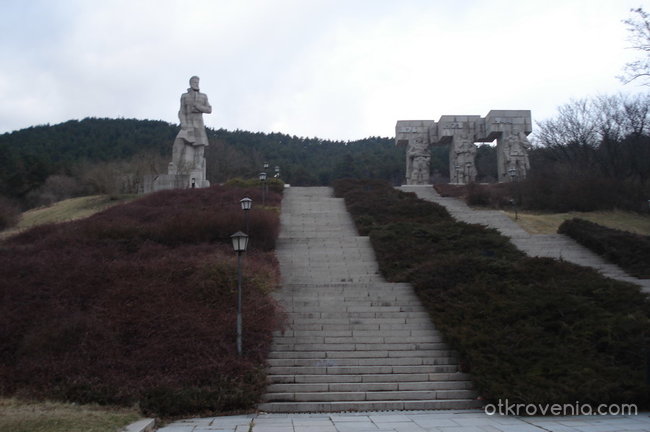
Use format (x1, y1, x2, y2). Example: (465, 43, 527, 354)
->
(169, 76, 212, 176)
(407, 136, 430, 184)
(453, 134, 477, 183)
(503, 131, 531, 178)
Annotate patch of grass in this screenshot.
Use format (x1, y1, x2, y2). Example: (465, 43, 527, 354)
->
(0, 398, 141, 432)
(505, 209, 650, 236)
(333, 178, 650, 408)
(0, 195, 135, 240)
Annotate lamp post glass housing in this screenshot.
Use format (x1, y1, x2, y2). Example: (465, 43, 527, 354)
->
(231, 231, 249, 253)
(240, 197, 252, 211)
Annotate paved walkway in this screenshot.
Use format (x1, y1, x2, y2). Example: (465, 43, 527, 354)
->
(156, 409, 650, 431)
(399, 185, 650, 293)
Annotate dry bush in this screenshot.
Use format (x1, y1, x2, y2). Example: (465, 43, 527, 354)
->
(0, 185, 284, 417)
(0, 196, 20, 230)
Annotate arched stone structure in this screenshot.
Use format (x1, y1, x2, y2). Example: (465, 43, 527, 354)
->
(396, 110, 532, 184)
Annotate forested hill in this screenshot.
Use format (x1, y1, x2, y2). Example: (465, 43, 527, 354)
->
(0, 117, 408, 203)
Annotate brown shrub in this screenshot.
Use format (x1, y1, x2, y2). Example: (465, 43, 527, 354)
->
(0, 185, 284, 417)
(0, 196, 20, 230)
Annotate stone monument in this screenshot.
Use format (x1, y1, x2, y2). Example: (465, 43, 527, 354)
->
(395, 110, 532, 184)
(395, 120, 435, 185)
(144, 76, 212, 192)
(453, 134, 477, 184)
(502, 131, 531, 179)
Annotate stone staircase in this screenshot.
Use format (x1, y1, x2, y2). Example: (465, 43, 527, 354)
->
(258, 187, 480, 413)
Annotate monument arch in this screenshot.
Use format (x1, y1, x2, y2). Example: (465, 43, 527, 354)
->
(396, 110, 532, 185)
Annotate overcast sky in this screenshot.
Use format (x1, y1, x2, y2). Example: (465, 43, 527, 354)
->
(0, 0, 647, 141)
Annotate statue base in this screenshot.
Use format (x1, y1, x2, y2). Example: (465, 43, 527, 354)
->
(141, 173, 210, 193)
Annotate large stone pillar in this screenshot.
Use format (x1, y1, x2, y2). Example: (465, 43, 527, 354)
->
(395, 120, 436, 185)
(437, 115, 481, 184)
(483, 110, 532, 182)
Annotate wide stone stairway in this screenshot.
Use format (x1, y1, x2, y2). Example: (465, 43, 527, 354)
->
(258, 187, 480, 413)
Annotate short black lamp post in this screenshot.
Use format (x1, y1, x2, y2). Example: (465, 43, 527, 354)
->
(508, 168, 518, 220)
(259, 172, 267, 206)
(231, 231, 249, 356)
(455, 164, 461, 184)
(240, 197, 252, 233)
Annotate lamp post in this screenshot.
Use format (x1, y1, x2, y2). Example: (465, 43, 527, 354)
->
(455, 164, 461, 184)
(259, 172, 267, 206)
(240, 197, 252, 233)
(508, 167, 518, 220)
(231, 231, 249, 356)
(465, 162, 472, 184)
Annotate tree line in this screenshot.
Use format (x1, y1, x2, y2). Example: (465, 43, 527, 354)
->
(0, 118, 414, 208)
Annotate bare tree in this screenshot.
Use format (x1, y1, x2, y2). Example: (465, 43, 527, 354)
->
(619, 7, 650, 85)
(536, 94, 650, 147)
(534, 93, 650, 183)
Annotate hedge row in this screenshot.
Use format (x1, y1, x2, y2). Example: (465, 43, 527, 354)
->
(558, 218, 650, 279)
(333, 179, 650, 408)
(0, 185, 285, 418)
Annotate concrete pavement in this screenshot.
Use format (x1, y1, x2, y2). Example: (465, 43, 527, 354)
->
(156, 410, 650, 431)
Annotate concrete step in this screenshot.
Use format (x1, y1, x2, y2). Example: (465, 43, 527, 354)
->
(268, 372, 471, 384)
(267, 365, 459, 376)
(267, 356, 457, 367)
(266, 380, 474, 393)
(271, 342, 448, 351)
(285, 311, 430, 319)
(283, 302, 426, 317)
(272, 336, 444, 345)
(257, 399, 484, 413)
(267, 349, 455, 359)
(263, 389, 477, 402)
(285, 322, 436, 331)
(275, 299, 425, 308)
(284, 318, 435, 326)
(281, 280, 413, 294)
(273, 329, 441, 338)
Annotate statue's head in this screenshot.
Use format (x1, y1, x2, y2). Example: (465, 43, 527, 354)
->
(189, 76, 200, 91)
